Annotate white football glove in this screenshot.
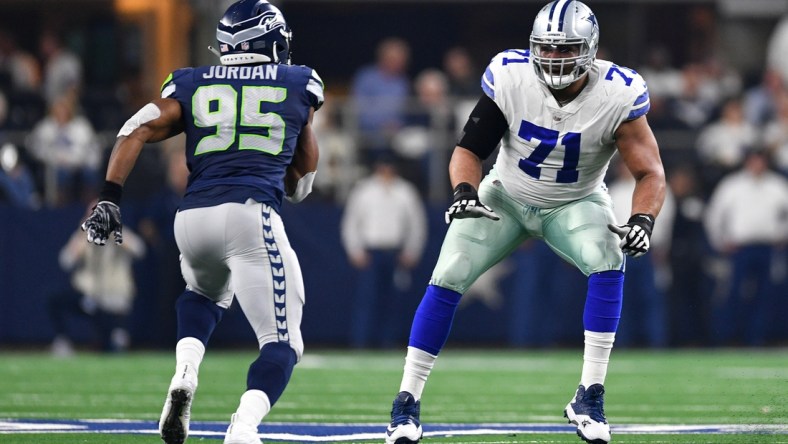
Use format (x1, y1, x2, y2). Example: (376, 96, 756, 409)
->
(607, 213, 654, 258)
(445, 182, 499, 224)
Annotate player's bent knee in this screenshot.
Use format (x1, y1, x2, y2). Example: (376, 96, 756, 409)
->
(258, 331, 303, 361)
(578, 240, 623, 276)
(432, 251, 475, 292)
(175, 290, 225, 343)
(247, 342, 297, 405)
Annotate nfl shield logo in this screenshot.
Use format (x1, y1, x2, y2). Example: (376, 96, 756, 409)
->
(220, 44, 229, 52)
(241, 42, 250, 50)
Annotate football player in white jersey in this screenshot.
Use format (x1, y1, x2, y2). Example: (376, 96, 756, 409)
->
(384, 1, 665, 444)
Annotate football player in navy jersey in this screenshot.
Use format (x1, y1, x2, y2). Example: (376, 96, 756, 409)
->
(384, 1, 665, 444)
(81, 1, 323, 443)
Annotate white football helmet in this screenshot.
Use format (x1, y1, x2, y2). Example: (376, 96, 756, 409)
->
(530, 0, 599, 90)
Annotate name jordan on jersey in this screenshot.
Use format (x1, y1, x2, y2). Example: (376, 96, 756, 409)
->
(202, 64, 280, 80)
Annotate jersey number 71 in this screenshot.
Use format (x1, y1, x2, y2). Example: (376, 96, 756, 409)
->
(517, 120, 580, 184)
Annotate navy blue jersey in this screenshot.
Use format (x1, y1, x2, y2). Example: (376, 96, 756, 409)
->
(161, 63, 324, 212)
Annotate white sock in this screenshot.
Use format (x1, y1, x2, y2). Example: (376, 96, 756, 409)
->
(234, 390, 271, 425)
(399, 346, 437, 401)
(173, 337, 205, 385)
(580, 331, 615, 388)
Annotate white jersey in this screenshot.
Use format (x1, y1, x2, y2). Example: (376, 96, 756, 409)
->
(482, 49, 650, 208)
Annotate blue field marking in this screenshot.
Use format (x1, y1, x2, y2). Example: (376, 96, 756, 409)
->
(0, 419, 786, 441)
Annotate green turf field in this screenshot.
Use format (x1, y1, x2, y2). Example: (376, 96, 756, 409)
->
(1, 348, 786, 443)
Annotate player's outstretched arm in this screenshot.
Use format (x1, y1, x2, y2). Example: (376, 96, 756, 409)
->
(608, 115, 666, 257)
(82, 98, 183, 246)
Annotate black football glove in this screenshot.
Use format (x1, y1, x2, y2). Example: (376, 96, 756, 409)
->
(81, 181, 124, 245)
(82, 201, 123, 245)
(445, 182, 500, 224)
(607, 213, 654, 258)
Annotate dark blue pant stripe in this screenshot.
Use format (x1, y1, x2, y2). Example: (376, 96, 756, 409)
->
(262, 204, 289, 343)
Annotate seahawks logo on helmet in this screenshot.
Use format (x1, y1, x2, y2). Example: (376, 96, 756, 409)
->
(215, 0, 292, 66)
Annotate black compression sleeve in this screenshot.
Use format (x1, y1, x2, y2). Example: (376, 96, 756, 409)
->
(457, 94, 509, 160)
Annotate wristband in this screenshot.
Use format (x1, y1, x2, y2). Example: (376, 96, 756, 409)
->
(99, 181, 123, 205)
(628, 213, 654, 235)
(453, 182, 476, 198)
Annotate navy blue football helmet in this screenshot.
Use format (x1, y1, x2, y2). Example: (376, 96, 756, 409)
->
(216, 0, 292, 65)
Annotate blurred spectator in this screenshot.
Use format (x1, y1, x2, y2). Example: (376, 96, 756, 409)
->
(311, 90, 361, 202)
(699, 56, 742, 106)
(39, 30, 82, 106)
(762, 90, 788, 175)
(49, 218, 146, 356)
(442, 47, 483, 160)
(392, 68, 452, 196)
(638, 45, 683, 101)
(665, 165, 711, 346)
(340, 154, 427, 348)
(26, 92, 100, 206)
(743, 69, 784, 128)
(766, 13, 788, 87)
(673, 64, 718, 129)
(0, 29, 41, 92)
(674, 58, 741, 131)
(704, 149, 788, 346)
(0, 92, 39, 208)
(608, 159, 675, 348)
(442, 46, 479, 100)
(0, 142, 39, 209)
(350, 37, 411, 166)
(694, 97, 757, 194)
(637, 46, 688, 130)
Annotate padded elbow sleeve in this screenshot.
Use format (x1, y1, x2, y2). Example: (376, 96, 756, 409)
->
(117, 103, 161, 137)
(456, 94, 508, 160)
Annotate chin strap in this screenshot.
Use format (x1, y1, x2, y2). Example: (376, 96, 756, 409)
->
(207, 45, 221, 59)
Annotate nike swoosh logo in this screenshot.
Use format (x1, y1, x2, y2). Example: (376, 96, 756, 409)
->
(386, 420, 415, 437)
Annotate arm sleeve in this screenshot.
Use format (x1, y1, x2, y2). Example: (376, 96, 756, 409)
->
(456, 94, 509, 160)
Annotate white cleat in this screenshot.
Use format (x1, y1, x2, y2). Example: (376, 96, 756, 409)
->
(159, 372, 197, 444)
(224, 413, 263, 444)
(563, 384, 611, 444)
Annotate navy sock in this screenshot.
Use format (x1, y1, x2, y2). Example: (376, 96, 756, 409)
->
(408, 285, 462, 355)
(247, 342, 297, 406)
(583, 270, 624, 333)
(175, 290, 225, 344)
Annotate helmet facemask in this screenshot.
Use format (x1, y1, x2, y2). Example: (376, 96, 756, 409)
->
(530, 37, 595, 90)
(529, 0, 600, 90)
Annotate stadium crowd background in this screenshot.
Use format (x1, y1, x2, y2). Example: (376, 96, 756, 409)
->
(0, 0, 786, 352)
